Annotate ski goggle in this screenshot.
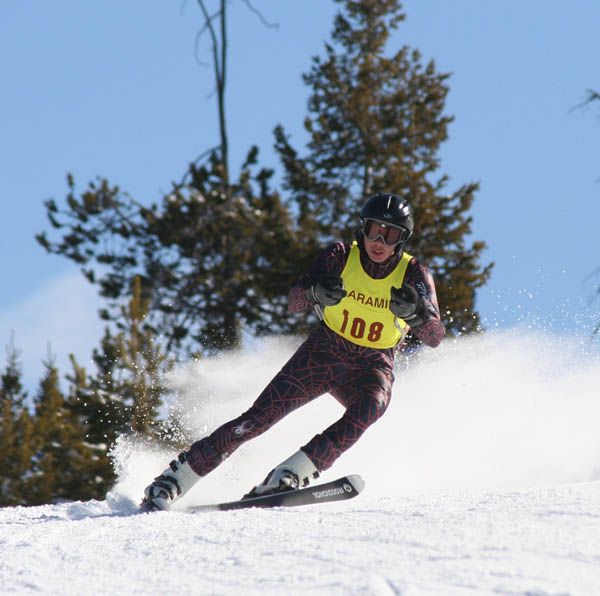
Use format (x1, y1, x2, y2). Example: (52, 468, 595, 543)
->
(362, 219, 410, 246)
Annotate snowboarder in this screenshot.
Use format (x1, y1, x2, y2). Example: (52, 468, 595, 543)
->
(142, 192, 445, 511)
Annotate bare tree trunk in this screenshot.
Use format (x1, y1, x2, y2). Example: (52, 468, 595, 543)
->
(196, 0, 229, 183)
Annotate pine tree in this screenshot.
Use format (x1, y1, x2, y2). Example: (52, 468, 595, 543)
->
(275, 0, 492, 335)
(0, 398, 17, 505)
(13, 408, 35, 503)
(105, 275, 170, 435)
(36, 3, 310, 356)
(35, 134, 310, 355)
(0, 336, 29, 506)
(63, 275, 174, 489)
(64, 355, 116, 498)
(29, 358, 95, 504)
(139, 150, 310, 350)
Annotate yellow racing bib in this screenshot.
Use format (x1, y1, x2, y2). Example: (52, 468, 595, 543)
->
(323, 242, 413, 349)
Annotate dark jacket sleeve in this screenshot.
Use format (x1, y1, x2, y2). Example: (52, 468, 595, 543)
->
(403, 258, 445, 348)
(288, 242, 349, 313)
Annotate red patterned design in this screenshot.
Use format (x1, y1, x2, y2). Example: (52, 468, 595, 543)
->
(186, 325, 394, 475)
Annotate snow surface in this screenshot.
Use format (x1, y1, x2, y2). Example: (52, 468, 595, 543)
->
(2, 329, 600, 595)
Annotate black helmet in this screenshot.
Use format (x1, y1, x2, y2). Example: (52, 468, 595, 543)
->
(360, 192, 414, 239)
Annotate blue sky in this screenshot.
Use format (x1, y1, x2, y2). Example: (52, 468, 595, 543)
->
(1, 1, 599, 390)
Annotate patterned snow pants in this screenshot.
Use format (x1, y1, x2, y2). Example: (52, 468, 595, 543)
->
(186, 325, 396, 476)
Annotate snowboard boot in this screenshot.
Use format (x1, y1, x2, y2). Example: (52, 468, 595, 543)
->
(141, 453, 200, 512)
(244, 449, 319, 499)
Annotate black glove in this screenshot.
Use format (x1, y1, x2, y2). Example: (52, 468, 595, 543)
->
(390, 284, 424, 324)
(306, 275, 347, 307)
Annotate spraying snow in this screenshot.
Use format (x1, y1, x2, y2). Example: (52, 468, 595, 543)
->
(111, 329, 600, 508)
